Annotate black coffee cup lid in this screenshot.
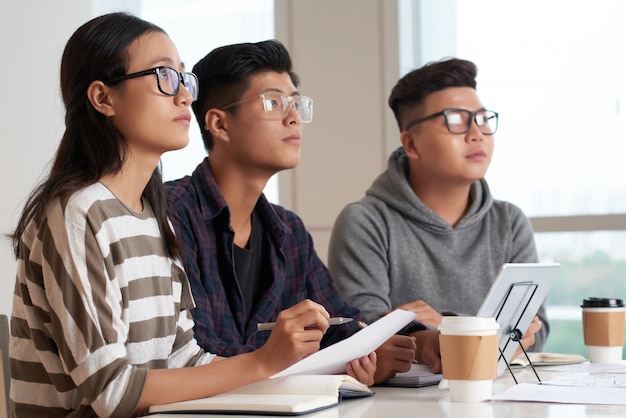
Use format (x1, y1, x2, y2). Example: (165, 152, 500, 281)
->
(581, 297, 625, 308)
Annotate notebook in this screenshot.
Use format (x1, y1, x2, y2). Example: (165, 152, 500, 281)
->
(375, 363, 442, 388)
(148, 310, 417, 416)
(147, 374, 372, 416)
(476, 262, 560, 375)
(510, 352, 586, 368)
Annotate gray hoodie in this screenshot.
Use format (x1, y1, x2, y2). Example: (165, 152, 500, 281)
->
(328, 147, 548, 351)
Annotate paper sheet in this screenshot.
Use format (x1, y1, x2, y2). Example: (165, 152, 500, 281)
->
(272, 309, 417, 378)
(544, 361, 626, 374)
(492, 383, 626, 405)
(542, 372, 626, 387)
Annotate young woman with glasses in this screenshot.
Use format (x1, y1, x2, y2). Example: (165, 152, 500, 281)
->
(9, 13, 345, 416)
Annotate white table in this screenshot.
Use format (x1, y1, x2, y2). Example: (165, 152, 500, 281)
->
(150, 367, 626, 418)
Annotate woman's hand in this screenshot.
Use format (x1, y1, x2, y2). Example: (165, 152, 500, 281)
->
(346, 352, 377, 386)
(255, 299, 330, 374)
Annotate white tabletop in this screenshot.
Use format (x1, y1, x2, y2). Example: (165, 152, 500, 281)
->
(150, 367, 626, 418)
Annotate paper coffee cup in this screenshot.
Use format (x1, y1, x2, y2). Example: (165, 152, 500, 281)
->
(438, 317, 500, 402)
(581, 297, 625, 363)
(438, 398, 494, 418)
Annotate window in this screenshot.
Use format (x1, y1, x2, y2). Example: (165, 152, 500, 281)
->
(93, 0, 279, 202)
(401, 0, 626, 356)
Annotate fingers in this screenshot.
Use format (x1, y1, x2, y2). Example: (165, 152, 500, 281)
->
(520, 317, 541, 351)
(275, 299, 331, 334)
(386, 334, 418, 357)
(373, 335, 417, 383)
(256, 300, 332, 373)
(279, 299, 330, 323)
(394, 300, 442, 326)
(346, 352, 377, 386)
(376, 335, 416, 365)
(511, 319, 541, 359)
(413, 330, 442, 373)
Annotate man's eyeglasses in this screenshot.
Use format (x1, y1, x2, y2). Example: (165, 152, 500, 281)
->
(405, 108, 498, 135)
(222, 92, 314, 123)
(103, 66, 199, 101)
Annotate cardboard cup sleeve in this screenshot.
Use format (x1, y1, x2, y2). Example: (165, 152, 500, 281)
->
(439, 334, 499, 381)
(583, 311, 625, 346)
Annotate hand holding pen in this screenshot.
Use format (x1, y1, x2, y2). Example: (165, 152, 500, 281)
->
(258, 316, 353, 331)
(257, 308, 375, 386)
(255, 299, 331, 373)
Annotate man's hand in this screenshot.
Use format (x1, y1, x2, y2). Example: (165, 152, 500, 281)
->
(411, 329, 441, 373)
(393, 300, 443, 327)
(372, 335, 417, 383)
(512, 316, 542, 359)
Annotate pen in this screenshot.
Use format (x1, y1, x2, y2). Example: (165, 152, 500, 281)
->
(257, 317, 354, 331)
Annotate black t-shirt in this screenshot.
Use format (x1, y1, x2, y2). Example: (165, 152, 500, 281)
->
(233, 211, 271, 320)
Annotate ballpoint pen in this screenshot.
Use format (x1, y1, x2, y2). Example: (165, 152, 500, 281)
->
(257, 316, 354, 331)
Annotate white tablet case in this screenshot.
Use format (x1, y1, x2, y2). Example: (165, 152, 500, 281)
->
(477, 262, 560, 375)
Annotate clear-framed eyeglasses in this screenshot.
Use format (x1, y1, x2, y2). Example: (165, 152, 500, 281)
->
(221, 92, 314, 123)
(103, 66, 199, 101)
(405, 108, 498, 135)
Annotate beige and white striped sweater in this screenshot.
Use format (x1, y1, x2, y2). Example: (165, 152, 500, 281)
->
(10, 182, 214, 417)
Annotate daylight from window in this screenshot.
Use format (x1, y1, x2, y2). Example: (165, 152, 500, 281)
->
(453, 0, 626, 356)
(94, 0, 278, 201)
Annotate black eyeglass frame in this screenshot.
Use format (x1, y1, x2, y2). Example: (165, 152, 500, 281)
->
(102, 66, 198, 101)
(404, 108, 499, 135)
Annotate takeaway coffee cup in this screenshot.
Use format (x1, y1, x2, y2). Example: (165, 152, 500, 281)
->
(581, 297, 626, 363)
(438, 316, 500, 402)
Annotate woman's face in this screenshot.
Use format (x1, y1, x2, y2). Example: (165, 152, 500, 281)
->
(106, 31, 193, 164)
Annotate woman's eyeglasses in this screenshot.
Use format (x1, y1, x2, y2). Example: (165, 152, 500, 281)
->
(103, 66, 199, 101)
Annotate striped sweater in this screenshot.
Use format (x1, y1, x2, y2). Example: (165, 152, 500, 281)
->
(10, 182, 215, 417)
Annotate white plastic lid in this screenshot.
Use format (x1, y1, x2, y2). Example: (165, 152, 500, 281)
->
(438, 316, 500, 334)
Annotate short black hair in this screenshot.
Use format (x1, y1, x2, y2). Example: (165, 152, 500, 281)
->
(388, 57, 478, 131)
(191, 40, 299, 150)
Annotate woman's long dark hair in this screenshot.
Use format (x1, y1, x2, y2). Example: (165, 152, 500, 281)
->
(11, 12, 180, 259)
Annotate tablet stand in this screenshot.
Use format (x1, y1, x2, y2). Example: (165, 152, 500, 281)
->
(494, 282, 542, 384)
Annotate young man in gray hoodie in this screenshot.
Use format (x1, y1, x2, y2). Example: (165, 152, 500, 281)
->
(328, 58, 547, 353)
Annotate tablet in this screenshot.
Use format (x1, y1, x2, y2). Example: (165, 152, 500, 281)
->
(477, 262, 560, 375)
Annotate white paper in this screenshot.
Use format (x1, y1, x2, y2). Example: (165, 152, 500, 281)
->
(542, 372, 626, 387)
(272, 309, 417, 378)
(492, 383, 626, 405)
(545, 361, 626, 374)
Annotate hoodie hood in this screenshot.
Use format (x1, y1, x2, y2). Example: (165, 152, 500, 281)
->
(365, 147, 494, 231)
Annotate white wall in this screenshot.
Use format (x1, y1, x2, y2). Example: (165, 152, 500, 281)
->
(275, 0, 401, 260)
(0, 0, 402, 318)
(0, 1, 94, 317)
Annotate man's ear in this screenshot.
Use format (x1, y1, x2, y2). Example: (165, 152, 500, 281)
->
(87, 80, 115, 116)
(205, 109, 230, 143)
(401, 130, 420, 160)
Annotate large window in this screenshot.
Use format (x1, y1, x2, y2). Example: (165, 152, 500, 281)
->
(401, 0, 626, 356)
(94, 0, 279, 201)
